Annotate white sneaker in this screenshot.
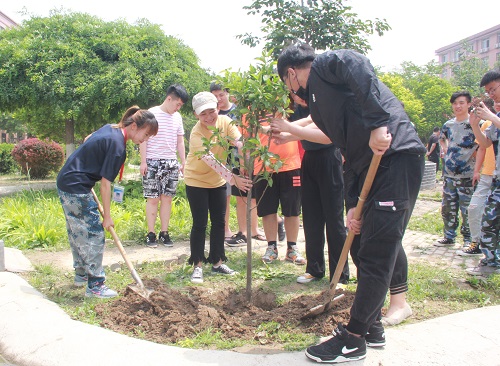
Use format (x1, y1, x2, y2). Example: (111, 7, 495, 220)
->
(191, 267, 203, 283)
(297, 273, 319, 284)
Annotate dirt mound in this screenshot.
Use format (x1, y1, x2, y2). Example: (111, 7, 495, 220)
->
(95, 279, 353, 349)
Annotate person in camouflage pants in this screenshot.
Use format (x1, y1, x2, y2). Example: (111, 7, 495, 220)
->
(435, 91, 479, 248)
(468, 70, 500, 276)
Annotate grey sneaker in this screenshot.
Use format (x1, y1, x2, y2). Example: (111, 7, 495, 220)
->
(191, 267, 203, 283)
(262, 246, 278, 263)
(74, 273, 88, 287)
(85, 282, 117, 298)
(211, 263, 238, 275)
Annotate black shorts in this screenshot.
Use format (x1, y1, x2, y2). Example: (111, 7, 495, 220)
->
(254, 169, 301, 217)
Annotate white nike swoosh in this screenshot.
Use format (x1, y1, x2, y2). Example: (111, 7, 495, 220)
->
(342, 346, 358, 354)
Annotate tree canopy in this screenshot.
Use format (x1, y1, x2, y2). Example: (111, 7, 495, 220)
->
(237, 0, 390, 57)
(0, 10, 212, 148)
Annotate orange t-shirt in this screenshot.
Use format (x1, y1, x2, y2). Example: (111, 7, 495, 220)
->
(478, 120, 495, 176)
(242, 114, 301, 175)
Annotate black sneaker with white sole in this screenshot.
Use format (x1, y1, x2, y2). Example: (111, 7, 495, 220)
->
(305, 324, 366, 363)
(457, 241, 482, 256)
(434, 237, 455, 247)
(158, 231, 173, 247)
(365, 321, 386, 347)
(145, 232, 157, 248)
(226, 232, 247, 247)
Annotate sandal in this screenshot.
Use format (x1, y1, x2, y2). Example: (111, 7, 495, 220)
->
(252, 234, 266, 241)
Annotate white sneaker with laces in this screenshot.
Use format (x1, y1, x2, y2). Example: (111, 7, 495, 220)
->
(191, 267, 203, 283)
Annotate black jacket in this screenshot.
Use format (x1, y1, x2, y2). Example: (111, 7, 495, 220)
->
(307, 50, 426, 208)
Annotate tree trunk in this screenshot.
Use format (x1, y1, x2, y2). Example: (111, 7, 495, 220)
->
(245, 159, 255, 302)
(65, 118, 75, 158)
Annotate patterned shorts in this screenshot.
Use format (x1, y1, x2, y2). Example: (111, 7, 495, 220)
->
(143, 158, 180, 198)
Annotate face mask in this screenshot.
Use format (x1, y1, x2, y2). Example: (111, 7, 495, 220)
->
(293, 85, 309, 101)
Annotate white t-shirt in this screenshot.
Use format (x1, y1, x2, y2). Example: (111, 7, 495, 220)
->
(146, 106, 184, 159)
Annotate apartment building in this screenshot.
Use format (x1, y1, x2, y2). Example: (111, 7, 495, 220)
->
(436, 24, 500, 78)
(0, 10, 17, 30)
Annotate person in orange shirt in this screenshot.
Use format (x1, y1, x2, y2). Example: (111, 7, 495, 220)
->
(251, 114, 305, 264)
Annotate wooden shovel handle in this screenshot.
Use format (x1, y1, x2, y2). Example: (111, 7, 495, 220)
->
(325, 154, 382, 306)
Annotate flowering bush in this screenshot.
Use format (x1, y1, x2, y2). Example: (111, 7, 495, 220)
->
(11, 138, 64, 179)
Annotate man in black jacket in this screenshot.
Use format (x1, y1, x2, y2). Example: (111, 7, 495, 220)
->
(277, 43, 426, 363)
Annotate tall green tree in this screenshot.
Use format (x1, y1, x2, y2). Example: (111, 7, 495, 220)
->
(390, 61, 455, 141)
(237, 0, 390, 56)
(0, 10, 211, 156)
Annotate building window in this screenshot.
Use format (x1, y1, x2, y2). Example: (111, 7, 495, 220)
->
(441, 54, 448, 63)
(453, 49, 461, 61)
(480, 38, 490, 53)
(496, 33, 500, 48)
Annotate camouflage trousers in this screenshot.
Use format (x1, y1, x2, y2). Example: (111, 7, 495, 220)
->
(58, 189, 105, 278)
(441, 177, 473, 242)
(479, 180, 500, 266)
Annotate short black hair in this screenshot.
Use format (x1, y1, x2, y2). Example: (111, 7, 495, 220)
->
(277, 43, 316, 81)
(166, 84, 188, 104)
(480, 69, 500, 88)
(209, 82, 228, 93)
(433, 126, 440, 132)
(450, 90, 471, 104)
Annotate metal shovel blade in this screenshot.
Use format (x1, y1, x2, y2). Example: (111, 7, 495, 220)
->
(301, 293, 345, 320)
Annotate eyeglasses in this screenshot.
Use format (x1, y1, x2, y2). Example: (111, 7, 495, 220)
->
(485, 84, 500, 97)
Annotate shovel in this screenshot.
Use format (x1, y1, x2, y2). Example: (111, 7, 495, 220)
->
(301, 154, 382, 320)
(91, 188, 153, 301)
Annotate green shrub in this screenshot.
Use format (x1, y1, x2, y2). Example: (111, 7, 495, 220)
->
(0, 143, 16, 174)
(11, 138, 64, 179)
(126, 140, 141, 165)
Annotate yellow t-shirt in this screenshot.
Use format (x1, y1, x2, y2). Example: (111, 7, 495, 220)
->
(478, 120, 495, 176)
(184, 115, 240, 188)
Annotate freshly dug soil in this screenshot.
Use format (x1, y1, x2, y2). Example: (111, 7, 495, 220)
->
(94, 279, 354, 350)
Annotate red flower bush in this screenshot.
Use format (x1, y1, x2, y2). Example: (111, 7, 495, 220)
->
(11, 138, 64, 179)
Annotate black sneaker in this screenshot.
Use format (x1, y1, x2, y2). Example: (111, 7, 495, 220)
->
(211, 263, 238, 275)
(365, 321, 386, 347)
(226, 232, 247, 247)
(305, 324, 366, 363)
(434, 237, 455, 247)
(145, 232, 157, 248)
(457, 241, 482, 256)
(278, 217, 286, 241)
(158, 231, 173, 247)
